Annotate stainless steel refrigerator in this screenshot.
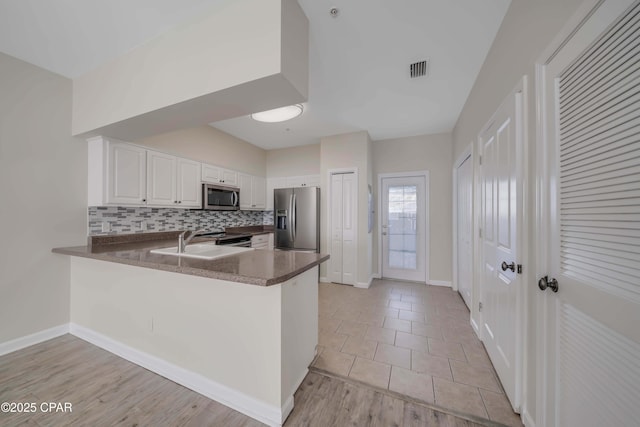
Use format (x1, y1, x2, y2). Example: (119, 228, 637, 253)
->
(274, 187, 320, 252)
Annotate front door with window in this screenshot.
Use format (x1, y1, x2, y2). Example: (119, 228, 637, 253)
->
(381, 175, 427, 282)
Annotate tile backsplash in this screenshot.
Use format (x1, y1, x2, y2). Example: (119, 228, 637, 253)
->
(89, 206, 274, 235)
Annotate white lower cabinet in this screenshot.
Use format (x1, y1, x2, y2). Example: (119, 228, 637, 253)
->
(251, 234, 269, 249)
(239, 173, 266, 210)
(251, 233, 274, 250)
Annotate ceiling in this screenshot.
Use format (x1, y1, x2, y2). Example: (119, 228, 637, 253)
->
(0, 0, 511, 150)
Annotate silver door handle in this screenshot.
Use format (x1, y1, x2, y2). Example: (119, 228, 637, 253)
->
(501, 261, 515, 272)
(538, 276, 559, 292)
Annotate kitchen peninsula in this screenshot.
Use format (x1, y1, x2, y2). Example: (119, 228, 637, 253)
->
(53, 232, 328, 427)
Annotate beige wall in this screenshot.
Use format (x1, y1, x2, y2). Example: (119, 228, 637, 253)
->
(0, 53, 87, 344)
(266, 144, 320, 177)
(320, 131, 373, 285)
(136, 126, 267, 177)
(451, 0, 584, 422)
(373, 133, 453, 283)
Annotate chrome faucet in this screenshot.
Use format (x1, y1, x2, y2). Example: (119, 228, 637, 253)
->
(178, 229, 205, 253)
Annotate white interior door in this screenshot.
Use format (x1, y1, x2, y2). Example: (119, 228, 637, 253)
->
(539, 1, 640, 425)
(330, 172, 356, 285)
(381, 176, 427, 282)
(456, 155, 473, 309)
(479, 86, 523, 410)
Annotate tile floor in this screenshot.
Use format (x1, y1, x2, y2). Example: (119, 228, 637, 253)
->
(311, 279, 523, 427)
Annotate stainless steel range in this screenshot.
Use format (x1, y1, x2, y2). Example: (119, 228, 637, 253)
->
(198, 231, 252, 247)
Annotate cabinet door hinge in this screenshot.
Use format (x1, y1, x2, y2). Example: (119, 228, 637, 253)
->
(479, 302, 483, 312)
(479, 155, 482, 165)
(479, 227, 483, 238)
(517, 264, 523, 274)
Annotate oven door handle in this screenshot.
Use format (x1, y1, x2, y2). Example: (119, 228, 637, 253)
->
(220, 240, 251, 247)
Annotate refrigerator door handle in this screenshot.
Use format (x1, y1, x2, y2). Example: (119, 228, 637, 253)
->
(289, 194, 295, 242)
(292, 193, 297, 242)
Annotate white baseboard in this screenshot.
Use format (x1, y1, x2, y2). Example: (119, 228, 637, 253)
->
(470, 317, 483, 342)
(319, 276, 330, 283)
(0, 324, 70, 357)
(70, 323, 289, 427)
(522, 409, 535, 427)
(428, 280, 452, 287)
(354, 274, 379, 289)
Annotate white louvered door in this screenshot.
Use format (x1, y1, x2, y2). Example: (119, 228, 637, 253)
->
(539, 1, 640, 425)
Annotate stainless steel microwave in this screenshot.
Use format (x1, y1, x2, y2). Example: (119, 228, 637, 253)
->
(202, 184, 239, 210)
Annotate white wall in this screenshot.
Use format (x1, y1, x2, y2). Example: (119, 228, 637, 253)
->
(373, 133, 453, 283)
(320, 131, 373, 286)
(266, 144, 320, 177)
(451, 0, 585, 423)
(0, 52, 87, 344)
(136, 126, 267, 177)
(72, 0, 308, 141)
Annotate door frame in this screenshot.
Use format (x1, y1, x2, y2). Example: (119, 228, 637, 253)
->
(452, 143, 474, 296)
(476, 76, 528, 412)
(326, 168, 359, 286)
(534, 0, 621, 424)
(377, 171, 430, 284)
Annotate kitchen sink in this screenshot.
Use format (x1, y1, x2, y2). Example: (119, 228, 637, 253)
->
(150, 243, 253, 260)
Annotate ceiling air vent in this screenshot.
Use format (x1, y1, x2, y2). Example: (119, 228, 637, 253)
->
(410, 60, 429, 78)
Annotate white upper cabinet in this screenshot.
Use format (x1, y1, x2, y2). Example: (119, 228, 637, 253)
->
(265, 175, 319, 210)
(147, 151, 203, 208)
(89, 137, 203, 209)
(202, 164, 238, 187)
(252, 176, 266, 210)
(177, 158, 202, 208)
(107, 141, 147, 205)
(146, 151, 177, 206)
(286, 175, 320, 188)
(238, 173, 266, 210)
(88, 137, 147, 206)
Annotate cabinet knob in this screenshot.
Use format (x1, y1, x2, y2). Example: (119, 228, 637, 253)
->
(178, 201, 182, 204)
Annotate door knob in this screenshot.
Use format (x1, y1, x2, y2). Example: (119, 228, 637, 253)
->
(382, 232, 387, 235)
(538, 276, 559, 292)
(501, 261, 515, 272)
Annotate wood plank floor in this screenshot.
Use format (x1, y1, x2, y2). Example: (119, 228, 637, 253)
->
(0, 335, 507, 426)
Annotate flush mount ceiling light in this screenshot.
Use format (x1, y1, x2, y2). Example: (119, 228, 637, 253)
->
(251, 104, 303, 123)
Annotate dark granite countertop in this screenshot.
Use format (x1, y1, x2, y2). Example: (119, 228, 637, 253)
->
(52, 230, 327, 287)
